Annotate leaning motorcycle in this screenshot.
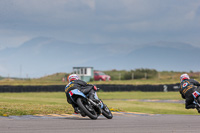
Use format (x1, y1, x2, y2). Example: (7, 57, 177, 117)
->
(192, 90, 200, 113)
(69, 89, 113, 120)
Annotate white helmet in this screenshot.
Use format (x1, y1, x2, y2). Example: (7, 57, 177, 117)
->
(68, 74, 79, 82)
(180, 74, 190, 82)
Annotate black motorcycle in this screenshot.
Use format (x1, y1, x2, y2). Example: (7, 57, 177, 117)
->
(69, 89, 113, 119)
(192, 90, 200, 113)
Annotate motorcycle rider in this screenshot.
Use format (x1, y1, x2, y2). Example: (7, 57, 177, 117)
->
(179, 74, 200, 112)
(65, 74, 99, 113)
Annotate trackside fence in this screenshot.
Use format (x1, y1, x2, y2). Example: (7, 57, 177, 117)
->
(0, 84, 179, 92)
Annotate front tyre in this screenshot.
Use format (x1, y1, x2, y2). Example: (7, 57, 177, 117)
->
(76, 98, 98, 120)
(102, 105, 113, 119)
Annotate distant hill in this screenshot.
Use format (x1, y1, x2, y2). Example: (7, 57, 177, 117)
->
(88, 42, 200, 72)
(124, 44, 200, 71)
(0, 37, 199, 78)
(0, 37, 110, 77)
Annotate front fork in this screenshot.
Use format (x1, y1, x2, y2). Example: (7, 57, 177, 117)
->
(88, 99, 102, 114)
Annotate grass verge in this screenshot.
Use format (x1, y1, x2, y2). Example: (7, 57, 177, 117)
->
(0, 91, 197, 116)
(0, 78, 180, 86)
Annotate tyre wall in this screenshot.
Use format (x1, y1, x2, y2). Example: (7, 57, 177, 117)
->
(97, 84, 179, 92)
(0, 84, 179, 92)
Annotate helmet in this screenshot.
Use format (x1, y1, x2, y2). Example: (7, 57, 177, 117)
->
(180, 74, 190, 82)
(68, 74, 79, 82)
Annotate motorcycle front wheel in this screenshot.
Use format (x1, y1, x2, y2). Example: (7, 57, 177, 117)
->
(102, 104, 113, 119)
(76, 98, 98, 120)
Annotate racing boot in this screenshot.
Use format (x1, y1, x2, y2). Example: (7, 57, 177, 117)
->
(72, 104, 81, 114)
(89, 93, 101, 104)
(88, 94, 103, 110)
(74, 107, 81, 114)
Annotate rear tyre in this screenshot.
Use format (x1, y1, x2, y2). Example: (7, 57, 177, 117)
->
(76, 98, 98, 119)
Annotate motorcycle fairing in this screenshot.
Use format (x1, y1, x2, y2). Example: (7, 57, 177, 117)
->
(69, 89, 87, 103)
(192, 91, 200, 98)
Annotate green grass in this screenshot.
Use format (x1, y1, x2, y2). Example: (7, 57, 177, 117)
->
(105, 100, 197, 115)
(89, 79, 180, 85)
(1, 71, 199, 86)
(0, 72, 199, 116)
(0, 91, 198, 116)
(0, 92, 72, 116)
(98, 91, 182, 100)
(0, 71, 183, 86)
(0, 78, 180, 86)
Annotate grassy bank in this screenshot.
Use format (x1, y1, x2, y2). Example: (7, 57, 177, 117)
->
(1, 71, 199, 86)
(0, 78, 180, 86)
(0, 91, 198, 116)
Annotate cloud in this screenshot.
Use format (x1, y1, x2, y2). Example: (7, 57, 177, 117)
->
(0, 0, 200, 48)
(0, 0, 200, 77)
(0, 29, 31, 50)
(0, 65, 6, 72)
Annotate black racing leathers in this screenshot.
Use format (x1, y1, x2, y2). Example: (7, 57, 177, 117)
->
(179, 79, 200, 109)
(65, 80, 95, 107)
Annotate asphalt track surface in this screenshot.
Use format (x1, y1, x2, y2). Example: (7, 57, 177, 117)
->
(1, 112, 200, 133)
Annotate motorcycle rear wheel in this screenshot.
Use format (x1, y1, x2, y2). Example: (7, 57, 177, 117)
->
(76, 98, 98, 120)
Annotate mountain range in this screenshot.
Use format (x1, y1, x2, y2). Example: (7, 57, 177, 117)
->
(0, 37, 199, 78)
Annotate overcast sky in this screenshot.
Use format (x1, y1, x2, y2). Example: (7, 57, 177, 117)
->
(0, 0, 200, 50)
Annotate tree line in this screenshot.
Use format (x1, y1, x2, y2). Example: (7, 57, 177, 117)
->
(104, 69, 200, 81)
(104, 69, 158, 80)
